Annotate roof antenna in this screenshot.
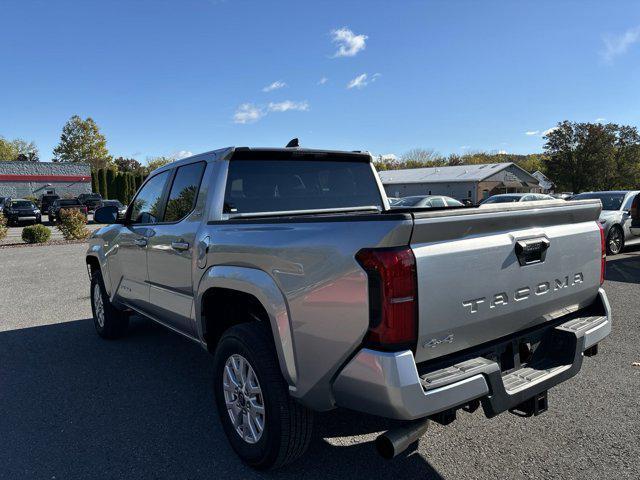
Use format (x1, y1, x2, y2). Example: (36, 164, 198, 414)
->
(286, 138, 299, 148)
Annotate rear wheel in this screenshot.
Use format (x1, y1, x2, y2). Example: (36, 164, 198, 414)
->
(213, 323, 313, 470)
(606, 225, 624, 255)
(90, 270, 129, 339)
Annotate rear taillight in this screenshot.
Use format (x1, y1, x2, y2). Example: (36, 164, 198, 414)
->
(597, 221, 606, 285)
(356, 246, 418, 349)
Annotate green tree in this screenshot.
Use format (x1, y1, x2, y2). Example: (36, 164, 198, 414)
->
(52, 115, 111, 170)
(111, 173, 125, 203)
(543, 121, 639, 192)
(145, 156, 173, 174)
(99, 169, 108, 199)
(136, 171, 145, 190)
(125, 173, 135, 203)
(0, 137, 39, 161)
(114, 157, 143, 174)
(106, 168, 117, 197)
(91, 171, 99, 193)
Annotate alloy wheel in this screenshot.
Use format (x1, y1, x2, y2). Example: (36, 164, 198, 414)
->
(608, 228, 623, 255)
(222, 354, 266, 444)
(93, 283, 105, 328)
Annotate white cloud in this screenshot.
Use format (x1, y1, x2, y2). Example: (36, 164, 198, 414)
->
(602, 26, 640, 62)
(318, 77, 328, 85)
(498, 149, 508, 155)
(330, 27, 368, 57)
(267, 100, 309, 112)
(233, 103, 265, 124)
(171, 150, 193, 160)
(347, 72, 380, 89)
(233, 100, 309, 124)
(460, 146, 470, 150)
(381, 153, 397, 161)
(542, 127, 558, 136)
(262, 80, 287, 92)
(595, 117, 606, 123)
(525, 130, 540, 136)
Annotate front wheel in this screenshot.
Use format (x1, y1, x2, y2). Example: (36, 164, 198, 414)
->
(90, 270, 129, 339)
(213, 323, 313, 470)
(606, 226, 624, 255)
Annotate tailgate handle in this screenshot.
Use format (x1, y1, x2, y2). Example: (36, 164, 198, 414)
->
(515, 238, 550, 266)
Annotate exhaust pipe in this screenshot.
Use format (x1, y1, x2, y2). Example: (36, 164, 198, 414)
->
(375, 419, 429, 459)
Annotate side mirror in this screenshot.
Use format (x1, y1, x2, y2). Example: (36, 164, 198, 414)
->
(94, 205, 120, 224)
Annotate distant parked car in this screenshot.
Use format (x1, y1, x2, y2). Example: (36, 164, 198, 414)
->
(570, 190, 640, 255)
(391, 195, 464, 208)
(48, 198, 88, 224)
(0, 196, 10, 211)
(2, 198, 41, 226)
(39, 193, 60, 216)
(100, 200, 127, 219)
(480, 193, 555, 205)
(77, 192, 103, 212)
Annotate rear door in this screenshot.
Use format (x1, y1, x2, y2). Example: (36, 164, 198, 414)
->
(146, 161, 207, 335)
(409, 200, 603, 363)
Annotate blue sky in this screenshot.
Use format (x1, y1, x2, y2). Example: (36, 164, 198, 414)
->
(1, 0, 639, 163)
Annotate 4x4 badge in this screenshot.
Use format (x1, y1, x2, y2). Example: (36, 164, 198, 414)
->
(423, 334, 454, 348)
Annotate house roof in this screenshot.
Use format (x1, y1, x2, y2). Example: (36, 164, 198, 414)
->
(378, 162, 532, 184)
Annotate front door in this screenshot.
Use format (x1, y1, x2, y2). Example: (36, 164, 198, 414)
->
(111, 170, 172, 312)
(146, 161, 207, 336)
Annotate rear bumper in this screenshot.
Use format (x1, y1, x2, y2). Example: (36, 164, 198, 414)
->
(332, 288, 611, 420)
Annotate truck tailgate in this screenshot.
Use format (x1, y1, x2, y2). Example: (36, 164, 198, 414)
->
(410, 200, 602, 364)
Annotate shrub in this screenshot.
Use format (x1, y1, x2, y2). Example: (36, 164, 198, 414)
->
(22, 224, 51, 244)
(0, 214, 7, 241)
(58, 209, 90, 240)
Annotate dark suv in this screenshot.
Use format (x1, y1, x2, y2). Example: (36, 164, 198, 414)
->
(77, 193, 103, 212)
(2, 199, 41, 226)
(49, 198, 88, 223)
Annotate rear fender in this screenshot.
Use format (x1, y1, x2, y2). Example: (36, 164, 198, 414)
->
(196, 265, 297, 389)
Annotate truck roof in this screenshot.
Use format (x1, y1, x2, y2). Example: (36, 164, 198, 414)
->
(149, 146, 372, 176)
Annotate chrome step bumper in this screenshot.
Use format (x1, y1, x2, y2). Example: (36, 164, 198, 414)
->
(332, 288, 611, 420)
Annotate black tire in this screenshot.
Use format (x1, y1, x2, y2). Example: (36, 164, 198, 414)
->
(606, 225, 624, 255)
(213, 323, 313, 470)
(90, 270, 129, 339)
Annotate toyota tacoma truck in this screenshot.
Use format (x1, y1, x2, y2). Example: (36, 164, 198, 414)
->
(88, 146, 611, 469)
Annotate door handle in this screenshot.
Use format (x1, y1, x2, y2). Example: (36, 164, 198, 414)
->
(171, 241, 190, 251)
(134, 238, 148, 247)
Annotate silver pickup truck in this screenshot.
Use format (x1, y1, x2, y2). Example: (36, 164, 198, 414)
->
(88, 147, 611, 469)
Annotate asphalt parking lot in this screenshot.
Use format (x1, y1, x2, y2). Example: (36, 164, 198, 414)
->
(0, 244, 638, 479)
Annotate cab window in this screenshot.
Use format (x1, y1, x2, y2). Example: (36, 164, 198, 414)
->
(128, 171, 171, 224)
(163, 162, 206, 222)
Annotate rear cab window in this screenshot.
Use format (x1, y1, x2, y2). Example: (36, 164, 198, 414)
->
(223, 154, 383, 215)
(164, 162, 206, 222)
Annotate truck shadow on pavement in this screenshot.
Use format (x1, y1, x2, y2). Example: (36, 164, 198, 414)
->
(0, 317, 444, 480)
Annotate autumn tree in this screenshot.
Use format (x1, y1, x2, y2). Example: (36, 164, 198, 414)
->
(53, 115, 111, 170)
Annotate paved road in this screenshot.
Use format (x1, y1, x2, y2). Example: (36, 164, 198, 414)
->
(0, 215, 101, 245)
(0, 244, 638, 479)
